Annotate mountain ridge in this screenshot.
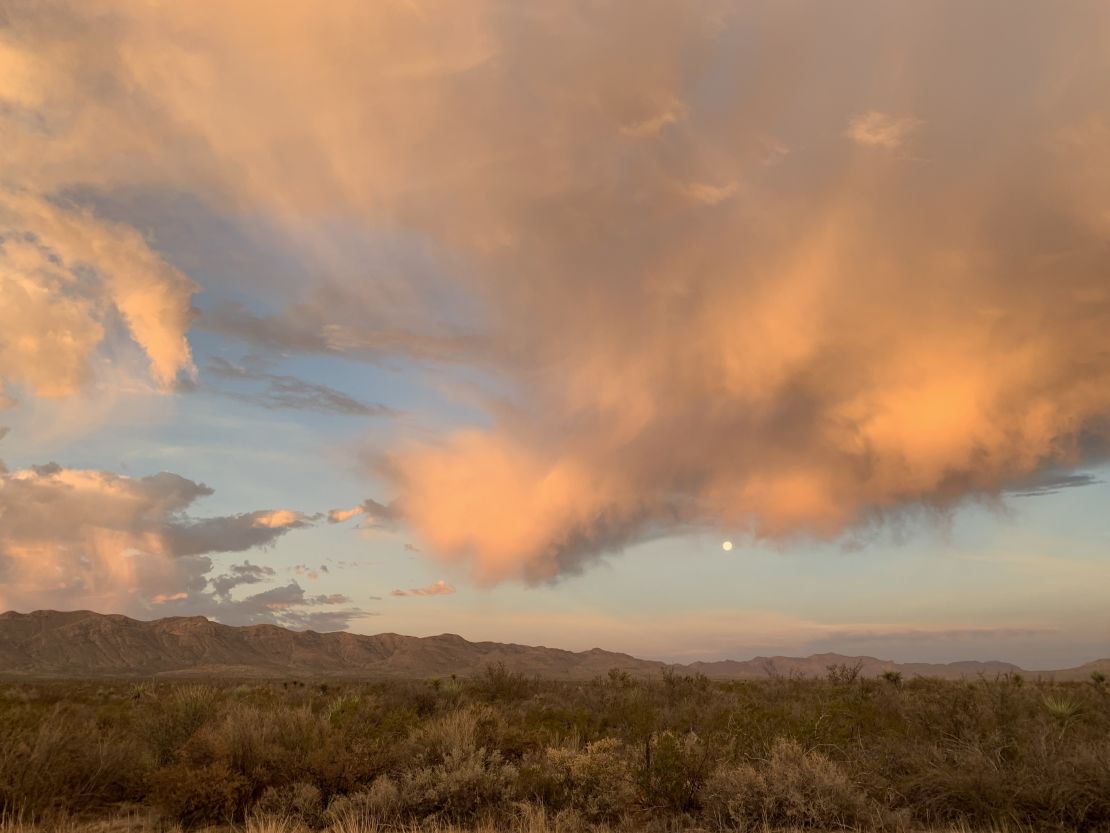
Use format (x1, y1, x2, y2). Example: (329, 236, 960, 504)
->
(0, 609, 1101, 680)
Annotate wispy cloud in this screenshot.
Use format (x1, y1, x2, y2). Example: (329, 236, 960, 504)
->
(205, 356, 393, 417)
(846, 111, 921, 149)
(1004, 470, 1102, 497)
(328, 499, 399, 529)
(200, 302, 486, 365)
(391, 580, 456, 598)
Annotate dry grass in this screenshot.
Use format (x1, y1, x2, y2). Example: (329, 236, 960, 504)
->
(0, 671, 1107, 832)
(0, 810, 1053, 833)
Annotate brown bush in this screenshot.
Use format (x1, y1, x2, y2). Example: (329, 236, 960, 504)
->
(146, 760, 249, 828)
(0, 704, 147, 817)
(1, 674, 1108, 831)
(255, 782, 326, 827)
(701, 738, 870, 829)
(539, 738, 637, 821)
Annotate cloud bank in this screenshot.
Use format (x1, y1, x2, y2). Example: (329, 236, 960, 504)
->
(0, 459, 363, 628)
(4, 1, 1110, 585)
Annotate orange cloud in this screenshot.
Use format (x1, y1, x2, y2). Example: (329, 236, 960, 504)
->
(0, 191, 196, 402)
(846, 112, 921, 150)
(152, 592, 188, 604)
(252, 510, 307, 529)
(391, 580, 456, 598)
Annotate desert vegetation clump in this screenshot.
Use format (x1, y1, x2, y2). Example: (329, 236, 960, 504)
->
(0, 671, 1107, 831)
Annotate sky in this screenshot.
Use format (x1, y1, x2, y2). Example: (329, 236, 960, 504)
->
(1, 0, 1109, 669)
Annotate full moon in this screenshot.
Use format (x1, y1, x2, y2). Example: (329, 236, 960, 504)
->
(722, 540, 733, 551)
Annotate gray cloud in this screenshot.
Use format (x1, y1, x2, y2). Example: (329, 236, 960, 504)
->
(205, 356, 394, 417)
(154, 580, 368, 630)
(201, 299, 486, 366)
(164, 510, 314, 557)
(209, 560, 277, 599)
(1004, 470, 1102, 497)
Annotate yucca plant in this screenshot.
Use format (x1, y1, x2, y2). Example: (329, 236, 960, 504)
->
(1042, 694, 1082, 736)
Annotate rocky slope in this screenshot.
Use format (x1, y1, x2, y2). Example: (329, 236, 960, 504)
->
(0, 610, 1101, 680)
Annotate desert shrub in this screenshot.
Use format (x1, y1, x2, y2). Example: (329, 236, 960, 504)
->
(144, 684, 217, 765)
(147, 760, 249, 828)
(391, 703, 518, 822)
(254, 782, 325, 827)
(2, 675, 1109, 830)
(826, 661, 864, 685)
(244, 813, 300, 833)
(900, 733, 1110, 831)
(0, 704, 146, 817)
(477, 662, 536, 703)
(700, 760, 765, 829)
(411, 705, 491, 761)
(701, 737, 869, 829)
(639, 731, 715, 813)
(326, 776, 401, 824)
(150, 701, 334, 822)
(399, 751, 518, 822)
(188, 703, 327, 792)
(538, 738, 637, 821)
(323, 693, 362, 729)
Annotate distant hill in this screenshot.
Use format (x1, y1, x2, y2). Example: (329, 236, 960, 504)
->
(687, 653, 1028, 680)
(0, 610, 1102, 680)
(0, 610, 662, 679)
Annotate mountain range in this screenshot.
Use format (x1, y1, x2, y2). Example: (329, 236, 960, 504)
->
(1, 610, 1105, 681)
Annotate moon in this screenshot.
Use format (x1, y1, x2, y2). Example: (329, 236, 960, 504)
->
(722, 540, 733, 551)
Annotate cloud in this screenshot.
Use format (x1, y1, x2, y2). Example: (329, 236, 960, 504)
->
(328, 498, 399, 529)
(4, 1, 1110, 587)
(152, 580, 367, 630)
(209, 561, 276, 599)
(679, 180, 739, 206)
(0, 461, 368, 627)
(200, 302, 486, 365)
(1004, 470, 1102, 497)
(160, 509, 312, 558)
(151, 591, 188, 604)
(845, 111, 921, 149)
(620, 98, 686, 137)
(204, 356, 394, 417)
(0, 191, 197, 402)
(391, 580, 456, 598)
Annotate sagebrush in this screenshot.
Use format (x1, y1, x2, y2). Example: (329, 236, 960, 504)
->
(0, 669, 1107, 832)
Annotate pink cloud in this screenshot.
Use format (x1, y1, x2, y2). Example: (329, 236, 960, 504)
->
(391, 580, 456, 598)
